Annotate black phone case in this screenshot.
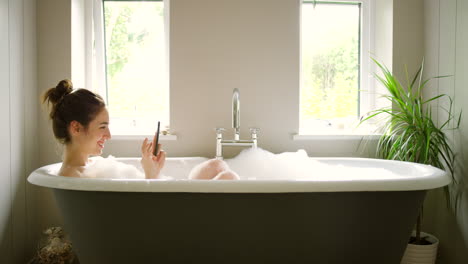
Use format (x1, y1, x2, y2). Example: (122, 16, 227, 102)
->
(153, 121, 160, 156)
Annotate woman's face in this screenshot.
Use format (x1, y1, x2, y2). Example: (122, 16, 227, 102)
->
(76, 108, 111, 156)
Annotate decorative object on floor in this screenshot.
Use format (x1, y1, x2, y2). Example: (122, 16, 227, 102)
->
(361, 58, 461, 264)
(28, 226, 79, 264)
(400, 231, 439, 264)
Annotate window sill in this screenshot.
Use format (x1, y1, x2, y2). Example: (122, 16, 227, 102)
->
(293, 134, 381, 141)
(110, 134, 177, 141)
(296, 122, 382, 140)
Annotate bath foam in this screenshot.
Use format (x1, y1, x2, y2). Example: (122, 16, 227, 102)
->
(226, 148, 319, 180)
(81, 156, 175, 179)
(78, 151, 403, 181)
(79, 150, 317, 180)
(226, 148, 404, 181)
(81, 156, 145, 179)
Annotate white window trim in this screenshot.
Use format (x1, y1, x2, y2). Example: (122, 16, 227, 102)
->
(85, 0, 173, 139)
(292, 134, 380, 141)
(299, 0, 377, 137)
(111, 134, 177, 141)
(84, 0, 106, 95)
(360, 0, 376, 117)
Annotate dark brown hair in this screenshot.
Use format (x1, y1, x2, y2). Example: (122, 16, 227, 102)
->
(42, 79, 106, 144)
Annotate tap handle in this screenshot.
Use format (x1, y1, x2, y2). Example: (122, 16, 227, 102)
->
(249, 127, 259, 134)
(215, 128, 226, 139)
(249, 127, 259, 139)
(249, 128, 259, 148)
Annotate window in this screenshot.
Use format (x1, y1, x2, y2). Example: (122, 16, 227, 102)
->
(102, 0, 168, 135)
(300, 0, 374, 135)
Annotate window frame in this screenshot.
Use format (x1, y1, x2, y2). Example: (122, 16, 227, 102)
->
(299, 0, 376, 136)
(97, 0, 171, 137)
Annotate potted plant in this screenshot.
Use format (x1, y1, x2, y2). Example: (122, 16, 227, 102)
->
(360, 58, 461, 264)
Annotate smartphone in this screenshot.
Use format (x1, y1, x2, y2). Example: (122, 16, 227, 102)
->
(153, 121, 160, 156)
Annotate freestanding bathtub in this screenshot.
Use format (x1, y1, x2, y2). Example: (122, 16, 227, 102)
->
(28, 157, 450, 264)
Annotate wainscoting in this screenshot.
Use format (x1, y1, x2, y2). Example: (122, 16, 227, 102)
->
(0, 0, 39, 263)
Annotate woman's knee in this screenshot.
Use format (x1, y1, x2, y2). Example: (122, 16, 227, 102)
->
(213, 170, 240, 180)
(205, 159, 229, 172)
(188, 159, 230, 180)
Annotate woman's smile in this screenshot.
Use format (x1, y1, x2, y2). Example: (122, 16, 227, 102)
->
(97, 139, 106, 149)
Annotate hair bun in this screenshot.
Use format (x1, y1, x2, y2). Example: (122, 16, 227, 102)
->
(46, 79, 73, 105)
(54, 79, 73, 99)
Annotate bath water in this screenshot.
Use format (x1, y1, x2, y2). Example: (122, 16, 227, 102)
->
(78, 148, 401, 180)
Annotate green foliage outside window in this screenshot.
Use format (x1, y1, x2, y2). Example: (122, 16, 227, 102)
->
(103, 1, 169, 132)
(301, 3, 360, 122)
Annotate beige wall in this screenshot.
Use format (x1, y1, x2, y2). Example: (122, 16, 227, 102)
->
(36, 0, 72, 239)
(392, 0, 424, 80)
(168, 0, 300, 157)
(38, 0, 72, 166)
(424, 0, 468, 263)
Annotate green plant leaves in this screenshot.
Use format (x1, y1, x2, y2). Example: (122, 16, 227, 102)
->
(361, 58, 461, 208)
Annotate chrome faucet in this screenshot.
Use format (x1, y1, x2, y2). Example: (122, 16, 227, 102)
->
(233, 88, 240, 140)
(216, 88, 259, 159)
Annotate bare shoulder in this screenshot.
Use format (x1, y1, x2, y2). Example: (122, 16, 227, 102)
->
(59, 165, 85, 177)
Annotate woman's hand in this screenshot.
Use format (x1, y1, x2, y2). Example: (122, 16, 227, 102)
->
(141, 136, 166, 179)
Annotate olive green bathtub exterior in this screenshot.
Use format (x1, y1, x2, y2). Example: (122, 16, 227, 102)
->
(54, 189, 426, 264)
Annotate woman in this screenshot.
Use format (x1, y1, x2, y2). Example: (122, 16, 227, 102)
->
(43, 79, 238, 180)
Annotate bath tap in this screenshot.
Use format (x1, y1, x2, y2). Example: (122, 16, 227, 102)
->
(233, 88, 240, 140)
(215, 88, 258, 159)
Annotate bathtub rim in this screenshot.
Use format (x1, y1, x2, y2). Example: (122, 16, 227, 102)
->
(27, 157, 450, 193)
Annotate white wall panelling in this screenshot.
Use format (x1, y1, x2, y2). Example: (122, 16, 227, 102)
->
(0, 0, 13, 262)
(9, 0, 28, 261)
(0, 0, 38, 263)
(424, 0, 468, 263)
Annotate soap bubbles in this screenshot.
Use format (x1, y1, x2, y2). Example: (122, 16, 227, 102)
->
(79, 149, 320, 180)
(81, 156, 145, 179)
(78, 149, 400, 181)
(226, 148, 319, 180)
